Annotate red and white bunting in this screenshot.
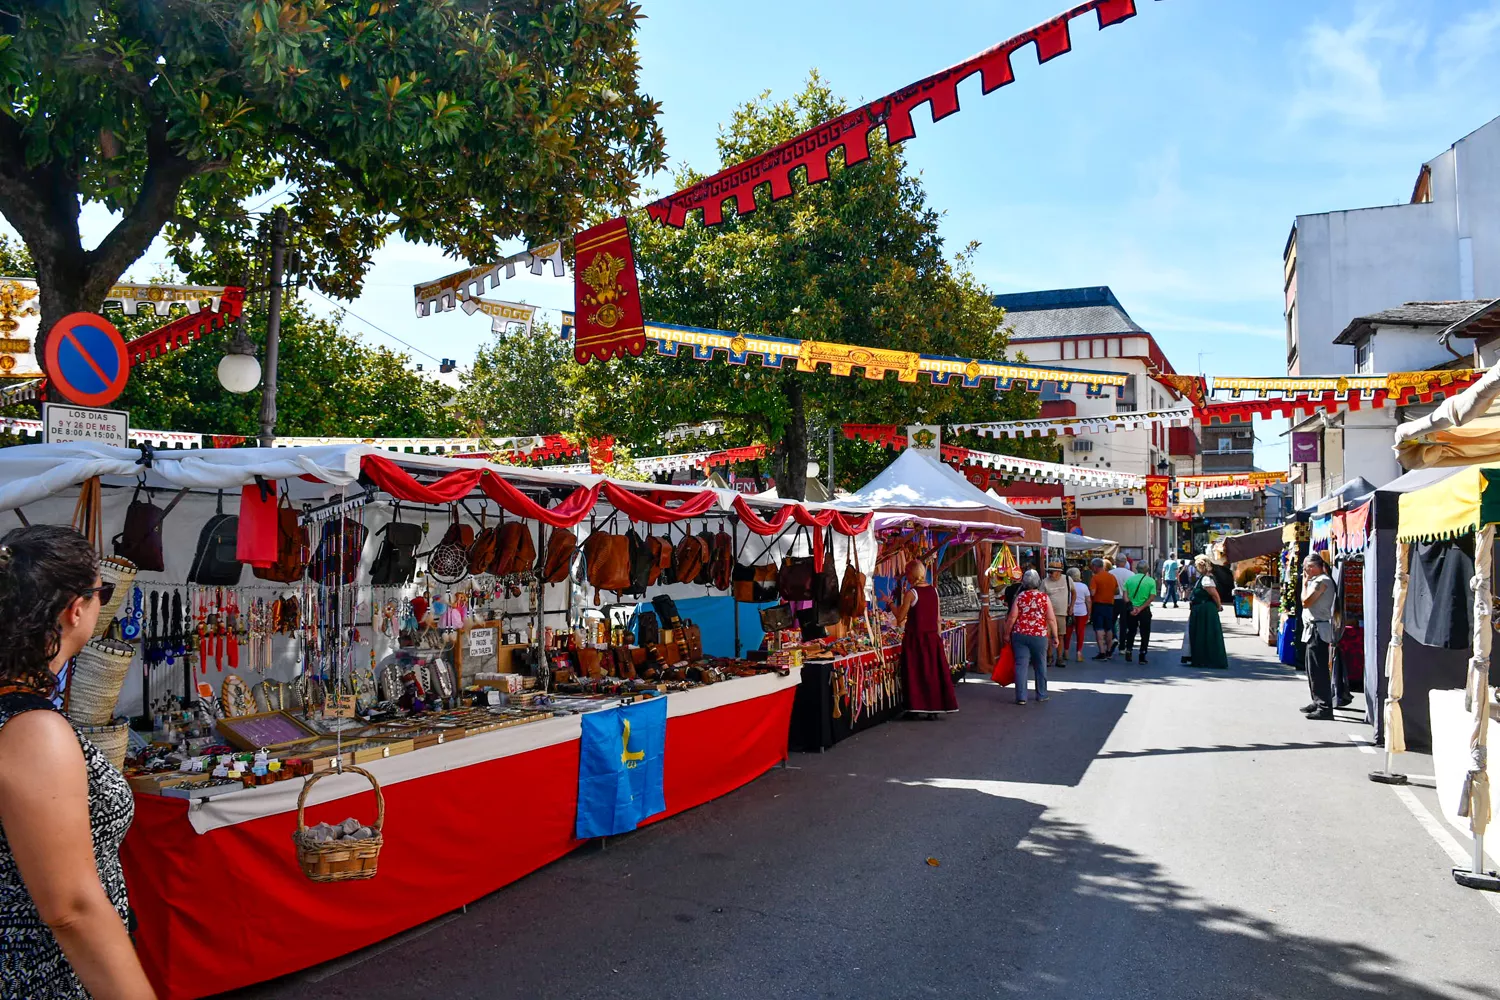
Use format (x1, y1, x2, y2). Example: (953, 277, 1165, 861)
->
(953, 406, 1195, 439)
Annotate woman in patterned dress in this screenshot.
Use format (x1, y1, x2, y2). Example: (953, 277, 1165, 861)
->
(0, 525, 154, 999)
(1004, 570, 1058, 704)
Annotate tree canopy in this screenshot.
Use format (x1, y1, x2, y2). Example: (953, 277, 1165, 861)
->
(554, 74, 1047, 498)
(0, 0, 666, 339)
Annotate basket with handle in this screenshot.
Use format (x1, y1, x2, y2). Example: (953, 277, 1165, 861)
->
(91, 556, 137, 640)
(64, 638, 135, 726)
(293, 766, 385, 882)
(73, 721, 130, 772)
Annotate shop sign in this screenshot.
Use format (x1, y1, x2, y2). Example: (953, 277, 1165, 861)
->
(468, 627, 497, 657)
(1291, 430, 1320, 464)
(905, 424, 940, 458)
(1144, 475, 1170, 517)
(43, 403, 128, 448)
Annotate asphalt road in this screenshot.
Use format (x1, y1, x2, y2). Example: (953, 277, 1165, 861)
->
(233, 606, 1500, 1000)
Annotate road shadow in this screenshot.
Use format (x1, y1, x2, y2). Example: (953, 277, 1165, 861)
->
(232, 767, 1499, 1000)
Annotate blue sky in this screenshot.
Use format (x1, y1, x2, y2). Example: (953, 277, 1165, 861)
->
(11, 0, 1500, 467)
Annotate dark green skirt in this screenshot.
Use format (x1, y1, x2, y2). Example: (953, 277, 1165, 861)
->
(1186, 599, 1229, 669)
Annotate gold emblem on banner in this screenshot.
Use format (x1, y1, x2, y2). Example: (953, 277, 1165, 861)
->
(797, 340, 920, 382)
(581, 251, 628, 329)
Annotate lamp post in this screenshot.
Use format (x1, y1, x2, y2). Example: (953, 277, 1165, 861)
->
(216, 207, 286, 448)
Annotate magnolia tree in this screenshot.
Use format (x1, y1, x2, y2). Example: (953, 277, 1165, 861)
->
(0, 0, 666, 341)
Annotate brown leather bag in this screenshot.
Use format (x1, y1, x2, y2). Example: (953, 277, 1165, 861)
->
(252, 496, 308, 583)
(495, 521, 535, 576)
(584, 531, 631, 600)
(541, 527, 577, 583)
(468, 526, 500, 576)
(839, 562, 867, 621)
(673, 534, 707, 585)
(680, 622, 703, 661)
(651, 533, 675, 585)
(710, 530, 733, 591)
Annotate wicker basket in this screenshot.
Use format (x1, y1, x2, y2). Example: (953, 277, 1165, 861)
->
(66, 638, 135, 726)
(91, 557, 137, 640)
(293, 766, 385, 883)
(74, 721, 129, 772)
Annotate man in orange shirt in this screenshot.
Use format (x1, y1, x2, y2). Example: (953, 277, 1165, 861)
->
(1089, 557, 1119, 659)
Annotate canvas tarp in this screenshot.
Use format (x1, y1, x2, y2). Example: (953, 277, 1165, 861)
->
(841, 449, 1043, 543)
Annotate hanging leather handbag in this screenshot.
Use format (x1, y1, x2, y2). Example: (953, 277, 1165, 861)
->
(651, 531, 675, 585)
(710, 529, 733, 591)
(370, 517, 422, 586)
(252, 493, 308, 583)
(541, 527, 577, 584)
(468, 520, 501, 576)
(777, 527, 816, 602)
(732, 562, 757, 602)
(813, 536, 842, 626)
(673, 533, 707, 585)
(494, 521, 535, 577)
(681, 622, 703, 662)
(427, 511, 474, 585)
(583, 531, 631, 600)
(626, 529, 653, 596)
(114, 486, 189, 573)
(839, 561, 867, 621)
(693, 530, 716, 586)
(188, 492, 244, 586)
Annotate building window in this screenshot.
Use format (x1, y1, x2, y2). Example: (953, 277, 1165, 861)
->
(1093, 339, 1106, 358)
(1286, 303, 1298, 364)
(1063, 340, 1075, 360)
(1354, 338, 1372, 374)
(1107, 339, 1121, 358)
(1218, 437, 1232, 453)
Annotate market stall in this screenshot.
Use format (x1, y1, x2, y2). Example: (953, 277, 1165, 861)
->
(1389, 464, 1500, 888)
(785, 511, 1016, 751)
(0, 442, 876, 999)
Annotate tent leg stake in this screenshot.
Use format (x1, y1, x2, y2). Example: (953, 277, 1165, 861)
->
(1454, 832, 1500, 892)
(1369, 749, 1407, 784)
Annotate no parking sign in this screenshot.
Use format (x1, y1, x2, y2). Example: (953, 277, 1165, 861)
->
(43, 312, 129, 407)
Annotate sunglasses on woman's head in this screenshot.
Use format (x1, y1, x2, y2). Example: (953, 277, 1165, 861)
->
(80, 582, 116, 605)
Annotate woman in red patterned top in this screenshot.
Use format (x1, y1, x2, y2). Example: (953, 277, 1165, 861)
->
(1004, 569, 1058, 705)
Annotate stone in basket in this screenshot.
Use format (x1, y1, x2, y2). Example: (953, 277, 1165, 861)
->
(292, 765, 385, 883)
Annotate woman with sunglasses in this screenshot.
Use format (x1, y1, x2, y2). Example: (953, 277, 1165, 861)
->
(0, 525, 154, 999)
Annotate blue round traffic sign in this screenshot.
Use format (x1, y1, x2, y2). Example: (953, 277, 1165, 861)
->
(44, 312, 129, 407)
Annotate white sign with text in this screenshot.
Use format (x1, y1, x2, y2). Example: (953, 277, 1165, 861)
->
(43, 404, 129, 448)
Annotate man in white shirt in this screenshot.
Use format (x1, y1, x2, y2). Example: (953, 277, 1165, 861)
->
(1109, 558, 1133, 644)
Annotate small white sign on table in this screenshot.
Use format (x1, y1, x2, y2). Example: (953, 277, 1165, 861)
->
(43, 403, 129, 448)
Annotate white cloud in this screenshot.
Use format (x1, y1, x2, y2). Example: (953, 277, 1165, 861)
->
(1286, 4, 1427, 126)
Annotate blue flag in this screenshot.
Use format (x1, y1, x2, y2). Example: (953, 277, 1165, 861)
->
(576, 696, 668, 839)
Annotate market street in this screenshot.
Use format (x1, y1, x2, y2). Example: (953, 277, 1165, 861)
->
(234, 606, 1500, 1000)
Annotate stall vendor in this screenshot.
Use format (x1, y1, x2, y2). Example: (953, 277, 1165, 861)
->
(895, 559, 958, 718)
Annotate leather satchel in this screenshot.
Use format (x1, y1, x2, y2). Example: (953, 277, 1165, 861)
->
(650, 533, 674, 585)
(710, 530, 733, 591)
(114, 486, 188, 573)
(541, 527, 577, 584)
(252, 497, 308, 583)
(673, 534, 707, 585)
(839, 562, 867, 621)
(584, 531, 631, 599)
(495, 521, 535, 577)
(626, 529, 653, 596)
(636, 610, 660, 646)
(694, 530, 716, 586)
(680, 622, 703, 662)
(778, 555, 815, 602)
(468, 525, 500, 576)
(813, 538, 841, 626)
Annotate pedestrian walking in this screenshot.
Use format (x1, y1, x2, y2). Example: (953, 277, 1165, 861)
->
(0, 525, 156, 1000)
(1066, 567, 1091, 663)
(1120, 565, 1158, 663)
(1181, 554, 1228, 669)
(895, 559, 958, 718)
(1004, 569, 1057, 704)
(1041, 562, 1072, 668)
(1108, 558, 1132, 645)
(1161, 555, 1181, 607)
(1089, 558, 1118, 659)
(1299, 553, 1339, 720)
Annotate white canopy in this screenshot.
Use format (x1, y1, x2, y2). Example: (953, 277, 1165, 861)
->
(839, 449, 1042, 543)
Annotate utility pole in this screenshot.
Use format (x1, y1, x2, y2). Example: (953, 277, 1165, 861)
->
(258, 207, 288, 448)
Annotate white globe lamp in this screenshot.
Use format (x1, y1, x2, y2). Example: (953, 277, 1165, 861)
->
(217, 350, 262, 393)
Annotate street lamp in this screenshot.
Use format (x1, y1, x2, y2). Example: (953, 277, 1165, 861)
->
(1156, 458, 1171, 476)
(217, 326, 262, 394)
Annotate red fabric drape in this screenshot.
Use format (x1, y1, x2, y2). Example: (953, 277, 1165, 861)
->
(478, 474, 600, 528)
(599, 481, 718, 523)
(731, 496, 871, 536)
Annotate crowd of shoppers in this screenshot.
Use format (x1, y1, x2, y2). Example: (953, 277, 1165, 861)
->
(997, 552, 1230, 703)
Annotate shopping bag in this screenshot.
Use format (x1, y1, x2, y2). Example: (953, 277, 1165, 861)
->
(991, 643, 1016, 687)
(1277, 617, 1297, 666)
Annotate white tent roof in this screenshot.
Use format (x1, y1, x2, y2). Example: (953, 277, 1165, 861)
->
(842, 449, 1016, 511)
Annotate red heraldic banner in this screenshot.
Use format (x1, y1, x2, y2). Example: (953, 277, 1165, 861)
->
(1061, 495, 1080, 531)
(1145, 476, 1170, 517)
(573, 217, 645, 364)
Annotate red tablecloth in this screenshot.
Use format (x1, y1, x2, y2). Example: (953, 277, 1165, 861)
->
(122, 683, 797, 999)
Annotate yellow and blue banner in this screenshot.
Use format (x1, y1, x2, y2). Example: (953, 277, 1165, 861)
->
(576, 696, 668, 839)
